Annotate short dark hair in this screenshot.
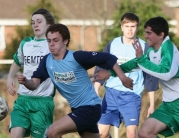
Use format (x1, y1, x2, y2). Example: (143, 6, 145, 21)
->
(46, 23, 70, 47)
(121, 12, 139, 25)
(144, 16, 169, 38)
(32, 8, 55, 25)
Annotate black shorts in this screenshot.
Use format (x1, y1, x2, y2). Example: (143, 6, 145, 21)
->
(68, 104, 101, 135)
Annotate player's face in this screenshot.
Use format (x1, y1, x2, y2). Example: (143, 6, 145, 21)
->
(121, 22, 138, 39)
(144, 26, 163, 50)
(47, 32, 68, 57)
(31, 14, 49, 39)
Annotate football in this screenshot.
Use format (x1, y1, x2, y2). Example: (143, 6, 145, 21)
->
(0, 97, 8, 121)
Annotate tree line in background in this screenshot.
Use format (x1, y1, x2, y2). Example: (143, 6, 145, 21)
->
(2, 0, 179, 70)
(99, 0, 179, 51)
(1, 0, 179, 137)
(1, 0, 59, 72)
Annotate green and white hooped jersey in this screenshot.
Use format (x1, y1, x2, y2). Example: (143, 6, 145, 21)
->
(136, 36, 179, 102)
(13, 36, 54, 96)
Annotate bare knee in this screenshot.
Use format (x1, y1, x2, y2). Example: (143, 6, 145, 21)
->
(138, 129, 148, 138)
(99, 132, 112, 138)
(47, 127, 62, 138)
(99, 132, 108, 138)
(127, 131, 137, 138)
(10, 127, 26, 138)
(99, 129, 110, 138)
(98, 124, 111, 138)
(81, 132, 100, 138)
(126, 125, 138, 138)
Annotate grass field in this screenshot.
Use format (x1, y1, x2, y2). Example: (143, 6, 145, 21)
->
(1, 80, 179, 138)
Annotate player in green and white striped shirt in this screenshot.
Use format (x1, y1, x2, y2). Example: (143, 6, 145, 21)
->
(7, 8, 55, 138)
(95, 16, 179, 138)
(130, 17, 179, 138)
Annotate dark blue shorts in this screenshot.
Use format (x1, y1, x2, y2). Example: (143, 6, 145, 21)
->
(99, 87, 141, 127)
(68, 104, 101, 135)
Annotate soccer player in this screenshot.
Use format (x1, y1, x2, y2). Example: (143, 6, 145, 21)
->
(93, 12, 158, 138)
(96, 16, 179, 138)
(6, 9, 55, 138)
(17, 23, 133, 138)
(133, 16, 179, 138)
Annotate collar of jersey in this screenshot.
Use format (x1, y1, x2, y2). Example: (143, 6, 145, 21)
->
(34, 37, 46, 41)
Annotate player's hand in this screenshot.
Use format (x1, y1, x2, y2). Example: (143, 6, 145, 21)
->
(120, 76, 133, 90)
(17, 74, 27, 85)
(7, 77, 16, 96)
(94, 70, 110, 81)
(147, 105, 155, 118)
(132, 39, 143, 58)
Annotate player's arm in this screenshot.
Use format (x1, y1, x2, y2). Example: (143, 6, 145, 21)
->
(7, 41, 24, 96)
(73, 51, 133, 90)
(96, 41, 149, 78)
(133, 39, 178, 80)
(99, 63, 133, 90)
(93, 41, 112, 95)
(147, 91, 155, 118)
(7, 62, 21, 96)
(18, 75, 40, 90)
(142, 43, 159, 117)
(95, 58, 139, 79)
(18, 54, 50, 90)
(143, 72, 159, 117)
(93, 82, 101, 96)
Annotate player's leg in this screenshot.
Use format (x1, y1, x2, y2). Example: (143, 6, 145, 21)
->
(139, 99, 179, 138)
(98, 87, 122, 138)
(47, 115, 77, 137)
(47, 104, 101, 138)
(10, 95, 31, 138)
(10, 127, 26, 138)
(138, 118, 167, 138)
(117, 92, 141, 138)
(126, 125, 138, 138)
(77, 104, 101, 138)
(29, 96, 54, 138)
(98, 124, 111, 138)
(81, 131, 100, 138)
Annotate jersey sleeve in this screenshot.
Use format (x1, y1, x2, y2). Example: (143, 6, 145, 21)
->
(13, 40, 25, 66)
(143, 72, 159, 92)
(13, 37, 34, 66)
(32, 54, 50, 83)
(109, 58, 138, 76)
(136, 40, 178, 81)
(73, 50, 117, 70)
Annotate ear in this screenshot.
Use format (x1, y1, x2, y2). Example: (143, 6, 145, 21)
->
(64, 40, 68, 45)
(121, 25, 124, 32)
(159, 32, 165, 38)
(136, 26, 139, 31)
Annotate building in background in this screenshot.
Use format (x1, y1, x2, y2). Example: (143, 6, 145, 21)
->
(165, 0, 179, 36)
(0, 0, 177, 58)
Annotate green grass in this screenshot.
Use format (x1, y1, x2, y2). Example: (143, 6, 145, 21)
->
(0, 134, 8, 138)
(1, 80, 179, 138)
(158, 134, 179, 138)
